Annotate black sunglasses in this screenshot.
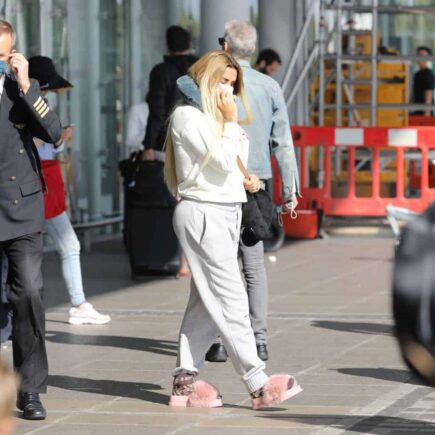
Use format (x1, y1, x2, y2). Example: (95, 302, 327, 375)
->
(218, 37, 225, 47)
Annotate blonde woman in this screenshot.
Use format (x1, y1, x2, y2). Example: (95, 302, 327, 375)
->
(164, 51, 302, 409)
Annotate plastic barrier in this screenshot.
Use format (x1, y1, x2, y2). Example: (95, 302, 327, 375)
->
(274, 126, 435, 218)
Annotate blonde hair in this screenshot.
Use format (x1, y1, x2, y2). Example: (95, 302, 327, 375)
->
(164, 50, 253, 194)
(0, 360, 18, 422)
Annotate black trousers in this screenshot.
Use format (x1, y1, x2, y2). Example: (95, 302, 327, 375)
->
(0, 253, 13, 342)
(0, 232, 48, 393)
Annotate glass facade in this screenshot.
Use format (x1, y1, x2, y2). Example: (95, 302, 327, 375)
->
(0, 0, 204, 223)
(4, 0, 423, 223)
(0, 0, 264, 226)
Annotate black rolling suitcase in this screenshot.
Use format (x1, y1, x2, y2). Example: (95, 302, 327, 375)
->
(121, 157, 180, 279)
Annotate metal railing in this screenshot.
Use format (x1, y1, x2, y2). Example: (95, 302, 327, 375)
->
(284, 0, 435, 127)
(72, 216, 123, 252)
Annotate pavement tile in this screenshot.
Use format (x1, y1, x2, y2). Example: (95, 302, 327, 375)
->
(7, 237, 433, 434)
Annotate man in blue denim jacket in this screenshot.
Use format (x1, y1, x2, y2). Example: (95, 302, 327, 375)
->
(206, 21, 300, 363)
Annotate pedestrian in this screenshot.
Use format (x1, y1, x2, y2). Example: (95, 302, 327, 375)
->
(142, 25, 198, 276)
(142, 25, 198, 162)
(0, 360, 17, 435)
(206, 21, 300, 363)
(412, 45, 435, 116)
(28, 56, 111, 325)
(0, 20, 62, 420)
(164, 50, 302, 409)
(253, 48, 282, 76)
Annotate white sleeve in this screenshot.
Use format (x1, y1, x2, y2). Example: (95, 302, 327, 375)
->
(125, 106, 145, 149)
(36, 141, 64, 160)
(180, 120, 240, 174)
(52, 141, 65, 153)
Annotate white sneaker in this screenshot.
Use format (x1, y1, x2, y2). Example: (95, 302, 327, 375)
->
(68, 303, 111, 325)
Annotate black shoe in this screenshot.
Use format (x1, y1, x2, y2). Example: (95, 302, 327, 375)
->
(205, 343, 228, 363)
(257, 344, 269, 361)
(16, 392, 46, 420)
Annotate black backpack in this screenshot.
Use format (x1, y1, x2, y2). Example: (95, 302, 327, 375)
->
(393, 202, 435, 385)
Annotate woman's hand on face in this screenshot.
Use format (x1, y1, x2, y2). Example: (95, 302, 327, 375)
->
(217, 88, 238, 123)
(243, 174, 260, 193)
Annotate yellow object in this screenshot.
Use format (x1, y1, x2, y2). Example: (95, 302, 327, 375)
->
(311, 61, 409, 127)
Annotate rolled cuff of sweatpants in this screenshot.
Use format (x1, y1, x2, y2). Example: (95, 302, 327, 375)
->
(242, 366, 269, 393)
(173, 367, 199, 377)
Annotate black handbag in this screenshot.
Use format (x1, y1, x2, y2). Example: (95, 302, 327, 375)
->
(237, 157, 274, 247)
(119, 150, 142, 183)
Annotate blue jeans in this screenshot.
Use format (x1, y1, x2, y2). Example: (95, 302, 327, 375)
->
(45, 212, 86, 307)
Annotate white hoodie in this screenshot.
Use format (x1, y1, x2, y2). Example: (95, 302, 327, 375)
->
(171, 105, 249, 203)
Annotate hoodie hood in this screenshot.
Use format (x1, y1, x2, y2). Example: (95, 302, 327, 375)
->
(176, 75, 201, 110)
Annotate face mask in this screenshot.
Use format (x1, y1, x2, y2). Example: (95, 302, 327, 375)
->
(218, 83, 234, 94)
(0, 60, 7, 76)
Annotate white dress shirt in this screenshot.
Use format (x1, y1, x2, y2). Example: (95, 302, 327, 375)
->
(0, 74, 5, 100)
(125, 102, 148, 150)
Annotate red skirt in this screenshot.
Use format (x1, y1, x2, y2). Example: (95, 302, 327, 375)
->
(41, 160, 67, 219)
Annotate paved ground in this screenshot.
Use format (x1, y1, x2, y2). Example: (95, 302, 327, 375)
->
(3, 235, 435, 434)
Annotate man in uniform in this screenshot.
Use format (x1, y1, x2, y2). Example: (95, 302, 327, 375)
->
(0, 20, 62, 420)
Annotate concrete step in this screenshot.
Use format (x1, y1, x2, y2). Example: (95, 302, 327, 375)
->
(323, 217, 397, 238)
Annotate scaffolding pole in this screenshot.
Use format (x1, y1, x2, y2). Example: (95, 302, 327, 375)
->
(335, 0, 343, 126)
(316, 0, 427, 127)
(281, 0, 318, 96)
(319, 0, 326, 126)
(371, 0, 378, 126)
(287, 45, 319, 110)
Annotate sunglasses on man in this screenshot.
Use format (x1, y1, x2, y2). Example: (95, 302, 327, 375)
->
(218, 37, 225, 47)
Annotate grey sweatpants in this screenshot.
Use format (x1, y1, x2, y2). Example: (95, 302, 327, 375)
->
(173, 199, 268, 393)
(240, 239, 268, 345)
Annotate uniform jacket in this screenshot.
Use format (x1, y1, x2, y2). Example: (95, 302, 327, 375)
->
(0, 76, 62, 241)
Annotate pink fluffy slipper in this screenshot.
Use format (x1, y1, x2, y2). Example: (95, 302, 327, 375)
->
(169, 380, 223, 408)
(251, 375, 302, 410)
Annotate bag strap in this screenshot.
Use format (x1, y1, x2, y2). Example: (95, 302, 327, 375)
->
(236, 155, 249, 179)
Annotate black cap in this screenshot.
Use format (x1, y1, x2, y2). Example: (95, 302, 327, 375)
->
(28, 56, 73, 91)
